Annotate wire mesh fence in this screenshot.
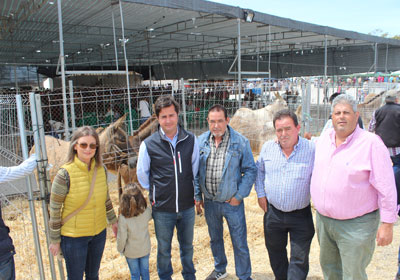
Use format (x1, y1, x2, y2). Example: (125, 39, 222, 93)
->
(0, 79, 399, 279)
(0, 93, 50, 279)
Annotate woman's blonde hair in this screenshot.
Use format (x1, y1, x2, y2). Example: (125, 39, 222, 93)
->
(119, 183, 147, 218)
(66, 126, 102, 167)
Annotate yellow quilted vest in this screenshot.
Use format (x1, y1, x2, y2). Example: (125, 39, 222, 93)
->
(60, 156, 108, 237)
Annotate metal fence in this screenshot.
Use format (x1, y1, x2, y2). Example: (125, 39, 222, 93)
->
(0, 79, 399, 279)
(0, 93, 54, 279)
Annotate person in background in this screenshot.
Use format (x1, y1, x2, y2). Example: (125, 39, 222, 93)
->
(137, 95, 199, 280)
(368, 90, 400, 176)
(187, 99, 195, 112)
(0, 154, 37, 280)
(195, 104, 257, 280)
(367, 90, 400, 280)
(48, 126, 118, 280)
(139, 98, 151, 125)
(117, 183, 152, 280)
(311, 94, 397, 280)
(255, 109, 315, 280)
(321, 92, 363, 134)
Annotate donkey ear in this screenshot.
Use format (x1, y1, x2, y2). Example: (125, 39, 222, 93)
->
(274, 92, 282, 99)
(113, 114, 127, 129)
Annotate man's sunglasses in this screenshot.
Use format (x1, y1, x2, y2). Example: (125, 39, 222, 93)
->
(77, 142, 98, 149)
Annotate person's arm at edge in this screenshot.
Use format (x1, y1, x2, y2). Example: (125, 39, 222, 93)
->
(193, 136, 204, 214)
(191, 137, 199, 179)
(255, 145, 267, 212)
(0, 154, 37, 184)
(105, 182, 118, 237)
(370, 140, 397, 246)
(136, 141, 150, 190)
(48, 169, 68, 256)
(234, 137, 257, 202)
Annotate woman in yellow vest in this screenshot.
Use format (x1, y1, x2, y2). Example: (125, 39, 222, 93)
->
(48, 126, 117, 280)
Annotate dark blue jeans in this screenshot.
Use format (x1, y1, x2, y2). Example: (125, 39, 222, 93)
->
(204, 200, 252, 280)
(152, 207, 195, 280)
(264, 204, 315, 280)
(126, 254, 150, 280)
(0, 256, 15, 280)
(392, 155, 400, 201)
(61, 229, 106, 280)
(393, 154, 400, 173)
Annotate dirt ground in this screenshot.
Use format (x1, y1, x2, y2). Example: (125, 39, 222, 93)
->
(6, 185, 400, 279)
(92, 186, 400, 279)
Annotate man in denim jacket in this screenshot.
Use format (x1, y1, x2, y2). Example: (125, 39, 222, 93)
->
(195, 104, 257, 280)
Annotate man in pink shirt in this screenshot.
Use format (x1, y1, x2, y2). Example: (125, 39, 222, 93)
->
(310, 94, 397, 280)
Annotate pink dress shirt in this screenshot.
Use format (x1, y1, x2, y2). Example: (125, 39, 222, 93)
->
(310, 126, 397, 223)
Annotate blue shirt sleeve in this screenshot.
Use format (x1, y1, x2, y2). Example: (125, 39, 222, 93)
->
(234, 138, 257, 201)
(136, 141, 150, 190)
(254, 147, 267, 198)
(192, 137, 199, 179)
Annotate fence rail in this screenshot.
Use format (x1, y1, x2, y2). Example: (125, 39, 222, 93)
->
(0, 80, 399, 279)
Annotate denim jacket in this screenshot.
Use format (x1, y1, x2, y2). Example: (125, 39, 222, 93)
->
(195, 126, 257, 202)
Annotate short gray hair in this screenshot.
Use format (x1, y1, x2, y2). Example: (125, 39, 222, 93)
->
(385, 90, 399, 103)
(331, 94, 357, 112)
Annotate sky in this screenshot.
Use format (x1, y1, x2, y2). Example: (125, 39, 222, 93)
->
(211, 0, 400, 37)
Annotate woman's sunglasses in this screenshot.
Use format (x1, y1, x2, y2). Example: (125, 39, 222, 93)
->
(77, 142, 98, 149)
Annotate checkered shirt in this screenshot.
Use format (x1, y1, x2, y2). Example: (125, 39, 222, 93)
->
(205, 129, 230, 197)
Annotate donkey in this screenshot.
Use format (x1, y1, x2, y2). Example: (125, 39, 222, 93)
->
(31, 114, 138, 185)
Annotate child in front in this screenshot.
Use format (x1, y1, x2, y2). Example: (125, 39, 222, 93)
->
(117, 183, 152, 280)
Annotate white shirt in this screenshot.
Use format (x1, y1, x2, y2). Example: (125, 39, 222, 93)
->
(139, 100, 151, 118)
(0, 154, 37, 183)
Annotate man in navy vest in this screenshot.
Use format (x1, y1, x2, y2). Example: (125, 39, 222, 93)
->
(137, 95, 199, 280)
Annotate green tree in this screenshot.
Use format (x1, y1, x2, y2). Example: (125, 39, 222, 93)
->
(368, 29, 400, 40)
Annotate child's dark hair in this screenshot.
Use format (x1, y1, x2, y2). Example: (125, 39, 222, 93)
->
(119, 183, 147, 218)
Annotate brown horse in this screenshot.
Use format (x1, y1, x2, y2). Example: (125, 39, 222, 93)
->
(115, 114, 159, 197)
(31, 114, 138, 185)
(128, 114, 159, 152)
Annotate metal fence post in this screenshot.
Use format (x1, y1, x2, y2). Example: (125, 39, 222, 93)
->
(119, 1, 134, 135)
(57, 0, 70, 141)
(30, 92, 65, 279)
(305, 81, 311, 133)
(180, 78, 187, 130)
(317, 79, 321, 132)
(16, 94, 46, 280)
(300, 82, 311, 135)
(69, 80, 76, 132)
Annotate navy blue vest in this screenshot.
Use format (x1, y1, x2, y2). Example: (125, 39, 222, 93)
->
(145, 125, 195, 212)
(0, 205, 15, 262)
